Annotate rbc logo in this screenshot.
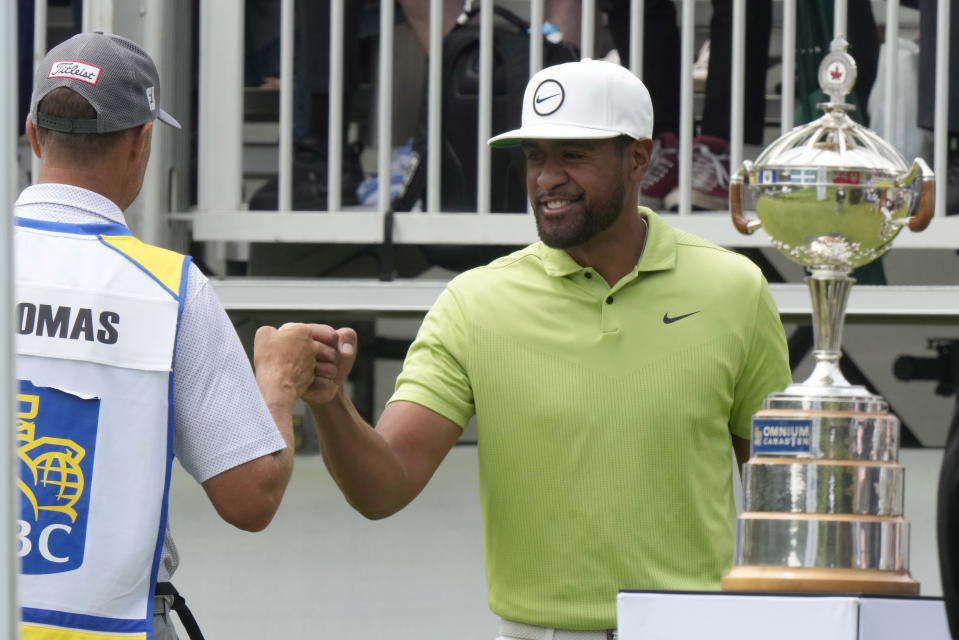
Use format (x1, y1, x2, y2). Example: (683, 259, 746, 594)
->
(17, 380, 99, 574)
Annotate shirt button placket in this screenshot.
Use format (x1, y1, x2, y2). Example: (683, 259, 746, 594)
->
(602, 293, 619, 334)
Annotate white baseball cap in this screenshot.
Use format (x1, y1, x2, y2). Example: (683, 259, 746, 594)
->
(488, 58, 653, 148)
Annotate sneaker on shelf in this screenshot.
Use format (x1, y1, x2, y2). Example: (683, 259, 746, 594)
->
(356, 139, 418, 206)
(248, 138, 365, 211)
(693, 40, 710, 92)
(689, 135, 730, 211)
(640, 131, 679, 210)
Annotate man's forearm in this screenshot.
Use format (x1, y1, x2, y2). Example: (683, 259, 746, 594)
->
(308, 391, 413, 519)
(201, 391, 296, 532)
(262, 393, 296, 481)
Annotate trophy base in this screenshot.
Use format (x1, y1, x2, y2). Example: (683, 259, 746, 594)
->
(722, 565, 919, 595)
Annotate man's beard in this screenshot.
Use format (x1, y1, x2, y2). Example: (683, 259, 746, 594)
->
(534, 178, 626, 249)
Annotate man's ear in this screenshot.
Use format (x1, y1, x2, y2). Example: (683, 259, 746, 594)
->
(25, 115, 42, 160)
(129, 121, 154, 163)
(628, 138, 653, 183)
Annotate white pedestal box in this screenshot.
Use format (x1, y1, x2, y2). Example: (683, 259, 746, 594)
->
(616, 591, 950, 640)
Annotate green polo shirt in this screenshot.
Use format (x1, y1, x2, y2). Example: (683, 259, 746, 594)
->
(389, 208, 791, 630)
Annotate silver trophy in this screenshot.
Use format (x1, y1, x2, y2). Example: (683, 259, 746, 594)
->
(722, 37, 934, 594)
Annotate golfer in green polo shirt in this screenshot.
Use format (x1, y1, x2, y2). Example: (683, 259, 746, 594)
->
(303, 58, 791, 639)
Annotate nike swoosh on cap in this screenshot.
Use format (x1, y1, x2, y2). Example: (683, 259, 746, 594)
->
(535, 93, 560, 103)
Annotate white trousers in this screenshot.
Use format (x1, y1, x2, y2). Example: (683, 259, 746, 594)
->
(498, 618, 616, 640)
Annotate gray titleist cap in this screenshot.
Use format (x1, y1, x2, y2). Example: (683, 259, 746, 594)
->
(31, 31, 181, 134)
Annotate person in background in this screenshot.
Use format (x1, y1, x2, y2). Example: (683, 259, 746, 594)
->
(295, 59, 791, 639)
(603, 0, 881, 214)
(598, 0, 772, 211)
(247, 0, 365, 212)
(16, 32, 322, 640)
(399, 0, 586, 51)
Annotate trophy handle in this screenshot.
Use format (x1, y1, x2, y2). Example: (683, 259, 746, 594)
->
(898, 158, 935, 232)
(730, 161, 762, 235)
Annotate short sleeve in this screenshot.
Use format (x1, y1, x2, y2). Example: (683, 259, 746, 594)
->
(172, 265, 286, 482)
(729, 278, 792, 439)
(388, 286, 475, 429)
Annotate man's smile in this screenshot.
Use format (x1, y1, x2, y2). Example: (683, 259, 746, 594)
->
(543, 199, 573, 214)
(537, 194, 582, 217)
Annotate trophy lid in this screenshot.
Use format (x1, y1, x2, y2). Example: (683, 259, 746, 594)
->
(753, 111, 909, 176)
(752, 37, 908, 177)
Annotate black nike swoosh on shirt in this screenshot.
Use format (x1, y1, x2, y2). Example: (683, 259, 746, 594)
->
(662, 311, 700, 324)
(535, 93, 560, 103)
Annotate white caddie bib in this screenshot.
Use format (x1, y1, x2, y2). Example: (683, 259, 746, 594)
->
(14, 218, 189, 640)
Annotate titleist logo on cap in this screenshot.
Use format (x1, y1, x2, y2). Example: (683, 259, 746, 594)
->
(48, 60, 102, 85)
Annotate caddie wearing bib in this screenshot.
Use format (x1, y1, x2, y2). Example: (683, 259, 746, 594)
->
(297, 59, 792, 639)
(16, 32, 321, 640)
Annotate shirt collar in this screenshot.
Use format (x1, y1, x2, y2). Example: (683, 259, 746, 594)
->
(14, 183, 127, 227)
(537, 207, 678, 278)
(636, 208, 678, 272)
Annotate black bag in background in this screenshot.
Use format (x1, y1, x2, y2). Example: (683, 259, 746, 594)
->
(397, 5, 578, 272)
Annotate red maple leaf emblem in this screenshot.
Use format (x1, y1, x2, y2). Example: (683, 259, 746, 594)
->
(830, 65, 843, 80)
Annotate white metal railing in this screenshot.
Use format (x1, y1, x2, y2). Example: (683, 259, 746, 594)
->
(16, 1, 958, 247)
(2, 1, 17, 638)
(189, 0, 957, 248)
(15, 1, 958, 249)
(199, 1, 243, 214)
(209, 279, 959, 321)
(279, 0, 294, 212)
(678, 0, 695, 214)
(934, 0, 951, 226)
(780, 0, 795, 131)
(883, 0, 899, 139)
(629, 0, 643, 76)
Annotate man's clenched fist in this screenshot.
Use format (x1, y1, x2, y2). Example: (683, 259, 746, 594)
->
(302, 324, 358, 405)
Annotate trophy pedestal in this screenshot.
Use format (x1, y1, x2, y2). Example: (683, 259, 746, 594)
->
(722, 566, 919, 595)
(725, 392, 920, 595)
